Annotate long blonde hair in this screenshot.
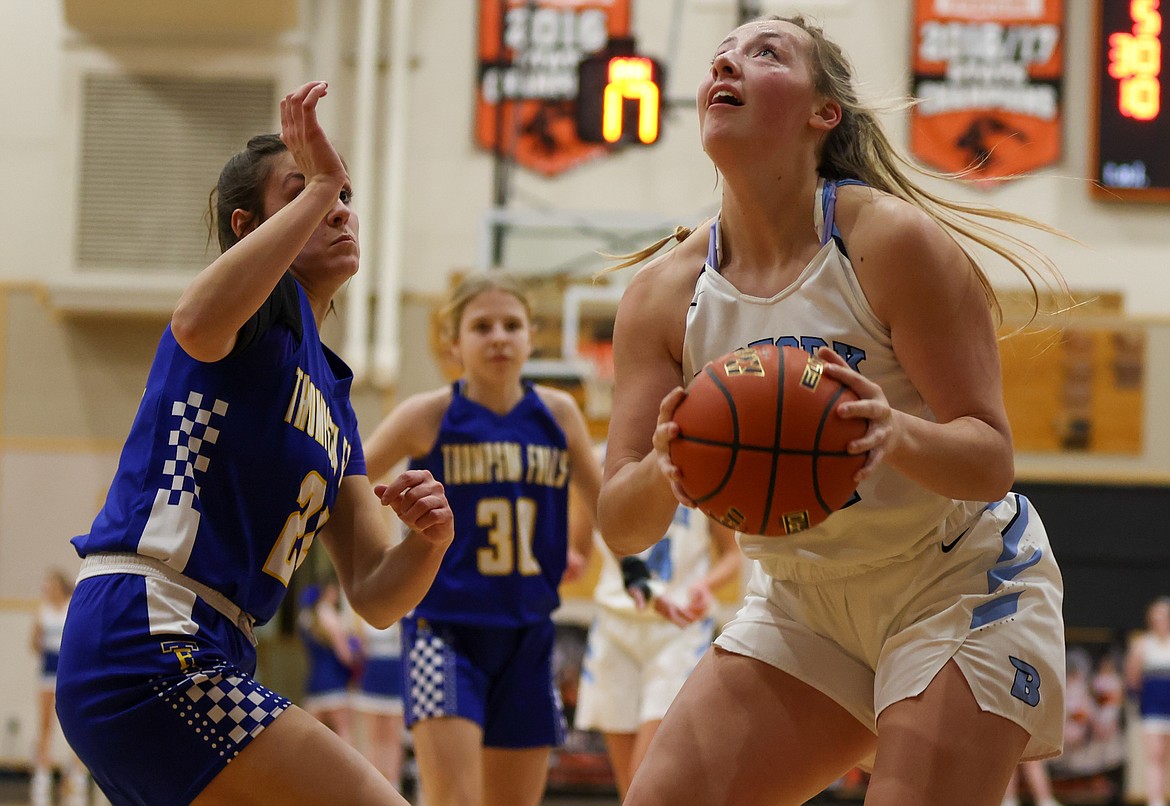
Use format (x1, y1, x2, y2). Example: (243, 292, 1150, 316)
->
(610, 15, 1069, 326)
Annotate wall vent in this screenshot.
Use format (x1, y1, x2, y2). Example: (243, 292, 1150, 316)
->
(75, 74, 276, 273)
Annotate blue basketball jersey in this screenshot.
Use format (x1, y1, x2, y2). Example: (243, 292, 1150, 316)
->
(409, 382, 569, 626)
(298, 619, 353, 697)
(71, 279, 365, 624)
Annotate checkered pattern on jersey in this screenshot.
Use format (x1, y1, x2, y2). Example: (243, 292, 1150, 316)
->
(164, 392, 229, 503)
(153, 664, 289, 763)
(407, 628, 455, 721)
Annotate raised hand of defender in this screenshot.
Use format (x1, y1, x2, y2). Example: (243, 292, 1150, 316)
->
(279, 81, 348, 192)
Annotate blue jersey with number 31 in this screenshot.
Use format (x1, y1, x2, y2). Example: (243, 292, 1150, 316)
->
(409, 382, 570, 627)
(72, 279, 365, 624)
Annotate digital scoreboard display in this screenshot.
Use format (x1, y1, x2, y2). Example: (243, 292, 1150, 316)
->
(1092, 0, 1169, 201)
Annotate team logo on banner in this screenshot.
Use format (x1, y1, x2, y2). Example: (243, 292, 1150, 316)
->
(910, 0, 1064, 182)
(476, 0, 632, 176)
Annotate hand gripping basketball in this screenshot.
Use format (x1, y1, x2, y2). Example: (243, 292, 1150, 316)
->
(669, 344, 867, 536)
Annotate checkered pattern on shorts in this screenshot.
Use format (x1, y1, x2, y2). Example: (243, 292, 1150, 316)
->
(164, 392, 229, 503)
(153, 664, 289, 763)
(407, 629, 452, 721)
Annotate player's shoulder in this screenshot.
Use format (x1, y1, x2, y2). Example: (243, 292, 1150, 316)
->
(390, 386, 452, 445)
(532, 384, 584, 426)
(400, 385, 454, 419)
(619, 221, 710, 319)
(837, 185, 947, 253)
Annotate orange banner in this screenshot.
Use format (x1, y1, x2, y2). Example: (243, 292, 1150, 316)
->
(476, 0, 631, 176)
(910, 0, 1064, 182)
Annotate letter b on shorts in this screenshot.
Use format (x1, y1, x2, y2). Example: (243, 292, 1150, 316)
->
(1009, 656, 1040, 707)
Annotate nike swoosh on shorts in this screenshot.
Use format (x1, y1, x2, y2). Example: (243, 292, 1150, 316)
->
(940, 527, 971, 553)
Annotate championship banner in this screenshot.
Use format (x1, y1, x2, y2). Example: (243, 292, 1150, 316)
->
(910, 0, 1064, 182)
(476, 0, 631, 176)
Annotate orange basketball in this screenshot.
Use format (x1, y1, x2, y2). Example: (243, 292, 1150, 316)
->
(669, 344, 867, 536)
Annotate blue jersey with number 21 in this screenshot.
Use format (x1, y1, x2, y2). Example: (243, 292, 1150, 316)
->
(72, 279, 365, 624)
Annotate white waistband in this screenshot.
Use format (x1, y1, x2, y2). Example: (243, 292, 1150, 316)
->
(78, 553, 257, 647)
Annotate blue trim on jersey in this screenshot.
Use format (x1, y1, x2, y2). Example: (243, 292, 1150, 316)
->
(970, 592, 1024, 629)
(819, 178, 867, 256)
(408, 383, 571, 626)
(995, 494, 1029, 562)
(986, 494, 1044, 593)
(710, 178, 868, 269)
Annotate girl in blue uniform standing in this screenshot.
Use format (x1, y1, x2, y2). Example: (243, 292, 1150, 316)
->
(350, 615, 407, 787)
(297, 582, 357, 741)
(55, 82, 454, 806)
(364, 272, 603, 806)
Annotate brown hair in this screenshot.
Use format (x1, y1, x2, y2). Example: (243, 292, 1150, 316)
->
(44, 567, 74, 600)
(207, 133, 288, 254)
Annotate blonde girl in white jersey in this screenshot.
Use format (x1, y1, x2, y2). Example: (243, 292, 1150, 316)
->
(600, 15, 1067, 806)
(1125, 596, 1170, 806)
(573, 445, 741, 799)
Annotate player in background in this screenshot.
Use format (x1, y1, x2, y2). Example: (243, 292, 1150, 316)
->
(572, 453, 741, 800)
(363, 272, 604, 806)
(1126, 596, 1170, 806)
(29, 568, 92, 806)
(297, 582, 357, 742)
(54, 82, 453, 806)
(350, 613, 407, 788)
(600, 15, 1068, 806)
(1001, 760, 1062, 806)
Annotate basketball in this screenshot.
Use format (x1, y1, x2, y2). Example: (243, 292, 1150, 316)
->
(669, 344, 867, 536)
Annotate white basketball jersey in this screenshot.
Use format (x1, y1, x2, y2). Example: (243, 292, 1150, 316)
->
(593, 505, 713, 619)
(359, 619, 402, 660)
(39, 602, 68, 654)
(1141, 634, 1170, 678)
(681, 179, 982, 582)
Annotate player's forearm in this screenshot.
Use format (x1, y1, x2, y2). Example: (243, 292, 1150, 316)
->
(885, 410, 1015, 502)
(702, 548, 744, 594)
(598, 454, 679, 555)
(347, 533, 449, 628)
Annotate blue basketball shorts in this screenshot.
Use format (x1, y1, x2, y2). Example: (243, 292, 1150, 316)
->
(55, 574, 291, 806)
(301, 643, 352, 712)
(401, 616, 566, 748)
(39, 651, 59, 690)
(352, 656, 405, 715)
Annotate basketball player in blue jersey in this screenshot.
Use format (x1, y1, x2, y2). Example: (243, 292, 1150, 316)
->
(363, 272, 604, 806)
(349, 614, 407, 787)
(600, 16, 1069, 806)
(296, 582, 357, 741)
(54, 82, 454, 806)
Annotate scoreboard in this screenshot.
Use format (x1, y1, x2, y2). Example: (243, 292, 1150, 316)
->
(1092, 0, 1169, 201)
